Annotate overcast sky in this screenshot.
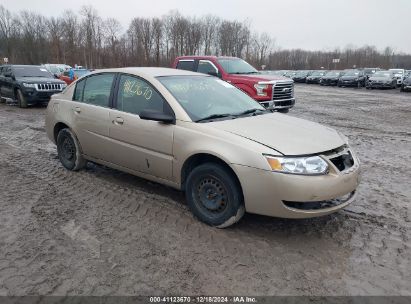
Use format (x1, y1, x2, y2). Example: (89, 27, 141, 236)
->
(1, 0, 410, 53)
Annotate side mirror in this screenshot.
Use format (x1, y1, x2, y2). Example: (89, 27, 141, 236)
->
(139, 109, 175, 124)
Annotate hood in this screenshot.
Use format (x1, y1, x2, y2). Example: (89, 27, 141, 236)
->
(209, 113, 345, 155)
(323, 76, 339, 80)
(16, 77, 65, 84)
(229, 73, 290, 83)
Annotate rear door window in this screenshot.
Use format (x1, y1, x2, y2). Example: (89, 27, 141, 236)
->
(81, 73, 115, 107)
(73, 78, 86, 101)
(176, 60, 194, 71)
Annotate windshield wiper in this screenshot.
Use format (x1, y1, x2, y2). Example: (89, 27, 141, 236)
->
(234, 108, 268, 116)
(195, 113, 234, 123)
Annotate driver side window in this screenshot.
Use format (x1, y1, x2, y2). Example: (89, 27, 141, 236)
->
(116, 75, 167, 116)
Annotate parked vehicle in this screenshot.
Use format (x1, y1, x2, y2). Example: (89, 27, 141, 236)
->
(338, 70, 367, 88)
(306, 70, 327, 84)
(45, 67, 360, 228)
(363, 68, 380, 80)
(42, 64, 72, 77)
(59, 68, 91, 85)
(0, 65, 67, 107)
(261, 70, 287, 76)
(173, 56, 295, 112)
(293, 70, 312, 83)
(320, 71, 344, 86)
(400, 74, 411, 92)
(389, 69, 405, 86)
(284, 71, 297, 79)
(366, 71, 397, 89)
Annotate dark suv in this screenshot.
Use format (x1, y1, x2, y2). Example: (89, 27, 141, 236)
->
(0, 65, 67, 107)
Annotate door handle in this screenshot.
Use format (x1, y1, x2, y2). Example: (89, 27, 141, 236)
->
(74, 107, 81, 113)
(113, 117, 124, 125)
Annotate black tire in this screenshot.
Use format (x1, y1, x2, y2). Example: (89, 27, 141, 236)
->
(185, 163, 245, 228)
(0, 87, 4, 103)
(56, 128, 86, 171)
(400, 85, 404, 92)
(278, 108, 289, 113)
(17, 89, 28, 108)
(357, 81, 361, 88)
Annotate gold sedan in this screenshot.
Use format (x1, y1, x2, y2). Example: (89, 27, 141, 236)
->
(45, 68, 360, 228)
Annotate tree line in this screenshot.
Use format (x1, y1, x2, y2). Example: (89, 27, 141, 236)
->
(1, 5, 410, 70)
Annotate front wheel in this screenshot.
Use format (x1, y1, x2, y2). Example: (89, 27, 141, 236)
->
(185, 163, 245, 228)
(56, 128, 86, 171)
(17, 89, 28, 108)
(278, 108, 289, 113)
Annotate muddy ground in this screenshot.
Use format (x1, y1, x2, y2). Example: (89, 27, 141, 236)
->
(0, 84, 410, 296)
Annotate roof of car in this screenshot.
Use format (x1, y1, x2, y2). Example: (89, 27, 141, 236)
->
(176, 55, 240, 60)
(93, 67, 204, 77)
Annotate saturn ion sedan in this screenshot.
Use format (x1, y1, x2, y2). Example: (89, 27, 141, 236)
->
(45, 68, 360, 228)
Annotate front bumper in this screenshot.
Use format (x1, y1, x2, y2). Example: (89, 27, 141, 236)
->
(260, 98, 296, 110)
(339, 80, 359, 87)
(367, 82, 393, 88)
(232, 150, 360, 218)
(402, 85, 411, 91)
(321, 79, 339, 86)
(22, 88, 62, 104)
(306, 78, 320, 84)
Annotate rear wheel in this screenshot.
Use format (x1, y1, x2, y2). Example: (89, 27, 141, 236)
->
(56, 128, 86, 171)
(16, 89, 28, 108)
(185, 163, 244, 228)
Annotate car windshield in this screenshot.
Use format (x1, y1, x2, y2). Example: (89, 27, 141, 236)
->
(344, 71, 360, 76)
(374, 71, 391, 77)
(326, 71, 340, 76)
(12, 66, 53, 78)
(311, 71, 325, 76)
(217, 58, 258, 74)
(158, 76, 266, 122)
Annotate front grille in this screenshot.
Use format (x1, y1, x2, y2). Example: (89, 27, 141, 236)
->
(35, 83, 64, 91)
(272, 81, 293, 101)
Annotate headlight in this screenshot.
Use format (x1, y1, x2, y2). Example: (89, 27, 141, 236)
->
(61, 83, 67, 88)
(22, 83, 36, 88)
(264, 155, 329, 175)
(254, 83, 268, 96)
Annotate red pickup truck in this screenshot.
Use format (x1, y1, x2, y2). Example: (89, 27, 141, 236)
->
(172, 56, 295, 112)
